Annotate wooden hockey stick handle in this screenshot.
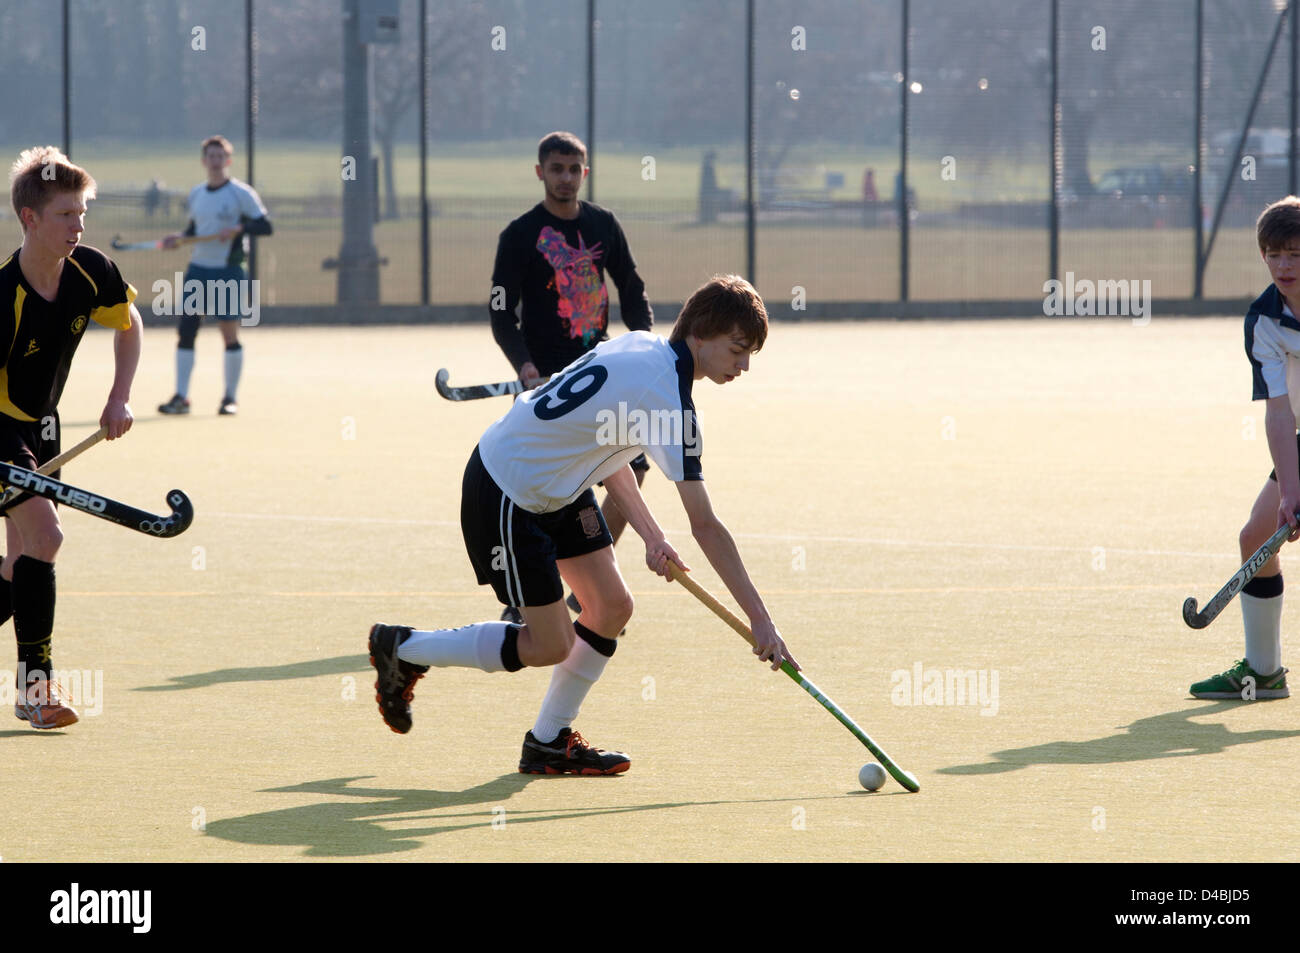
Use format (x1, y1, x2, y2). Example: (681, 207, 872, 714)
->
(666, 561, 757, 648)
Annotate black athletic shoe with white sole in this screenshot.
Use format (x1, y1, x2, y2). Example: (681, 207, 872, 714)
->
(368, 623, 429, 734)
(518, 727, 630, 775)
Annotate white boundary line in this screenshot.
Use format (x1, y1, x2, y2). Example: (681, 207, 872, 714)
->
(208, 510, 1256, 561)
(209, 510, 458, 528)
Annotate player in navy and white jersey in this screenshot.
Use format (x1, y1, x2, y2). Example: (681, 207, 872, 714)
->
(157, 135, 272, 417)
(1191, 196, 1300, 700)
(3, 146, 143, 729)
(475, 331, 696, 515)
(369, 275, 799, 774)
(489, 132, 655, 623)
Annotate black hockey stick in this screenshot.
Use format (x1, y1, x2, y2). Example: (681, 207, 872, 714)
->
(1182, 518, 1297, 629)
(434, 368, 528, 402)
(0, 463, 193, 538)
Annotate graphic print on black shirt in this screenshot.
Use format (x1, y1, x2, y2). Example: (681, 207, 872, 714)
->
(535, 225, 605, 347)
(491, 201, 653, 376)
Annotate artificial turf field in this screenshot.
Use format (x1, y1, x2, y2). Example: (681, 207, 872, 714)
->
(1, 318, 1298, 863)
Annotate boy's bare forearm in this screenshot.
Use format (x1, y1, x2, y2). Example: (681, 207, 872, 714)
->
(691, 519, 771, 628)
(1265, 399, 1300, 496)
(108, 306, 143, 403)
(602, 465, 665, 544)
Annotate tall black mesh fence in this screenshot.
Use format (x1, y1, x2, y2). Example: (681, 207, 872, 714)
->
(0, 0, 1296, 310)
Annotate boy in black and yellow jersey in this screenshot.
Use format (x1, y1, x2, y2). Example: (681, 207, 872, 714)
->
(2, 146, 142, 729)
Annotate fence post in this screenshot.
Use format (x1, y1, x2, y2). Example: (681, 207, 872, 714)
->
(899, 0, 910, 302)
(587, 0, 596, 203)
(1194, 0, 1204, 298)
(420, 0, 429, 306)
(62, 0, 70, 157)
(1292, 0, 1298, 196)
(1048, 0, 1059, 290)
(247, 0, 258, 282)
(746, 0, 756, 285)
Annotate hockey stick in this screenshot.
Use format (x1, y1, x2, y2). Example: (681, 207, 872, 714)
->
(1182, 517, 1298, 629)
(0, 426, 107, 509)
(110, 233, 226, 252)
(434, 368, 529, 402)
(666, 561, 920, 792)
(0, 462, 192, 538)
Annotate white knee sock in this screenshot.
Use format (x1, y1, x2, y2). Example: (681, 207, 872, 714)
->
(176, 348, 195, 397)
(398, 621, 511, 673)
(532, 638, 611, 743)
(223, 345, 243, 399)
(1242, 592, 1283, 674)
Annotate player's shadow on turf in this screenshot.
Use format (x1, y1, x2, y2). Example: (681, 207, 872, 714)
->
(201, 775, 539, 857)
(939, 701, 1300, 775)
(133, 655, 365, 691)
(200, 775, 840, 858)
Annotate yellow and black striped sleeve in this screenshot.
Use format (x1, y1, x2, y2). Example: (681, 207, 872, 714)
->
(68, 245, 136, 331)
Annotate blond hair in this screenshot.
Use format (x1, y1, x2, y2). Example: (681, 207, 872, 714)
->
(201, 135, 234, 157)
(9, 146, 96, 232)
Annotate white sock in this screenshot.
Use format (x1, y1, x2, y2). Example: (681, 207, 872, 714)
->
(1242, 592, 1283, 675)
(398, 621, 511, 673)
(223, 346, 243, 399)
(532, 638, 611, 743)
(176, 348, 195, 397)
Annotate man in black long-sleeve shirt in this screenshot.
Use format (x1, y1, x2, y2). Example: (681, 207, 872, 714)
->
(489, 131, 654, 621)
(491, 132, 653, 381)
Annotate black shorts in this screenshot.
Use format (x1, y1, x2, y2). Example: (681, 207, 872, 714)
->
(0, 412, 61, 515)
(184, 264, 247, 320)
(1267, 433, 1300, 482)
(461, 444, 613, 608)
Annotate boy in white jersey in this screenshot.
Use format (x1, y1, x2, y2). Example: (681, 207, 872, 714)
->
(368, 275, 799, 774)
(157, 135, 272, 417)
(1191, 196, 1300, 699)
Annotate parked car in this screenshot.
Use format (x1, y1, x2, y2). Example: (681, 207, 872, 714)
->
(1091, 165, 1193, 201)
(1060, 164, 1194, 227)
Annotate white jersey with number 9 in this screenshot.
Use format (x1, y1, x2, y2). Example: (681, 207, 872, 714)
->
(478, 331, 702, 514)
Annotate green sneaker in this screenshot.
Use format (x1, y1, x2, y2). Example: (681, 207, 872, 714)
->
(1189, 659, 1290, 700)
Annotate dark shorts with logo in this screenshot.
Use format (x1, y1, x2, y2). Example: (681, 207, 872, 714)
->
(184, 264, 247, 320)
(461, 444, 613, 608)
(0, 411, 61, 515)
